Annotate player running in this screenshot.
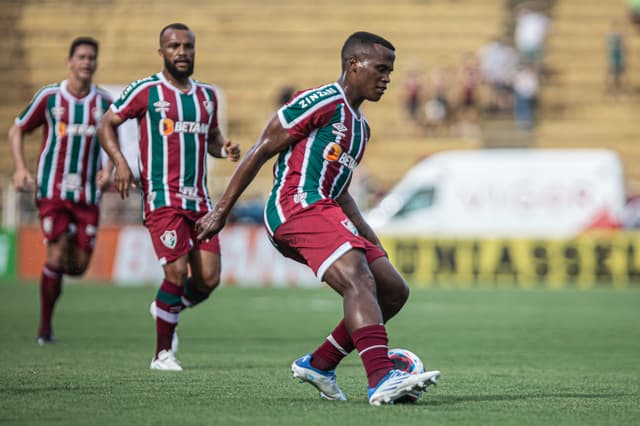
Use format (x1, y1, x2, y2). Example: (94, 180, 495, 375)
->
(98, 23, 240, 371)
(9, 36, 113, 346)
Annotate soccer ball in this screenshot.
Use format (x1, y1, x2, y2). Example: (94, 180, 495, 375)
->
(388, 348, 426, 403)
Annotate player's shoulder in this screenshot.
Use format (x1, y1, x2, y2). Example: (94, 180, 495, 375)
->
(94, 85, 115, 101)
(33, 82, 62, 98)
(119, 74, 161, 98)
(287, 83, 342, 109)
(193, 80, 220, 96)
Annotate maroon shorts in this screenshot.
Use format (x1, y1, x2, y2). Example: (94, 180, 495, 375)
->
(37, 198, 99, 253)
(145, 207, 220, 265)
(272, 199, 386, 280)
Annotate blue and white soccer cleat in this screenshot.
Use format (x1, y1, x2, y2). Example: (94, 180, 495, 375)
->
(368, 369, 440, 406)
(291, 354, 347, 401)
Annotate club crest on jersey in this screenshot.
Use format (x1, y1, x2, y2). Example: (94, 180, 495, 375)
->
(323, 143, 342, 162)
(160, 230, 177, 249)
(203, 100, 214, 114)
(51, 106, 65, 120)
(159, 118, 208, 136)
(341, 218, 359, 236)
(154, 100, 171, 113)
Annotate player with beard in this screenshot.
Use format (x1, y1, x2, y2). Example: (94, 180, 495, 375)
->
(195, 31, 440, 404)
(98, 22, 240, 371)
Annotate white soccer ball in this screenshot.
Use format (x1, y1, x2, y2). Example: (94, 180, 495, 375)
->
(388, 348, 426, 403)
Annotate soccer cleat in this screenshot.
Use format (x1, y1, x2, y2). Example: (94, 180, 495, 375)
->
(368, 369, 440, 406)
(36, 335, 56, 346)
(150, 349, 183, 371)
(291, 354, 347, 401)
(149, 301, 179, 353)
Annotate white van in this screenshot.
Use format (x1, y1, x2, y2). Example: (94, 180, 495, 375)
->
(365, 149, 626, 238)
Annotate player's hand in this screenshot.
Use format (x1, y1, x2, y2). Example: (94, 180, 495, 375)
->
(223, 140, 241, 162)
(95, 169, 113, 191)
(12, 168, 35, 192)
(195, 209, 227, 241)
(113, 163, 134, 199)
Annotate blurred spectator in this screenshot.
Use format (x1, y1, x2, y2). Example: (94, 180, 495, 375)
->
(452, 52, 482, 138)
(403, 69, 423, 124)
(513, 6, 550, 68)
(512, 62, 539, 129)
(423, 64, 451, 135)
(276, 85, 296, 106)
(605, 20, 626, 96)
(459, 52, 481, 110)
(479, 36, 518, 114)
(629, 0, 640, 32)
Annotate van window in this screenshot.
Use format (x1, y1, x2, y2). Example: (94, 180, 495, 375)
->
(394, 187, 436, 217)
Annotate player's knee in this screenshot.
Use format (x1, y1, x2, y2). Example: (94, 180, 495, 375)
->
(201, 272, 220, 290)
(65, 261, 89, 276)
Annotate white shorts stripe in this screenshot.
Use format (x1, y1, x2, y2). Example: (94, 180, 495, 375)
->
(316, 242, 353, 281)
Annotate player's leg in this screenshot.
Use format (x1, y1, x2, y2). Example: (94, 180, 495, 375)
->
(62, 202, 99, 276)
(145, 208, 192, 370)
(369, 256, 410, 322)
(154, 255, 189, 357)
(182, 236, 221, 309)
(37, 235, 68, 344)
(308, 241, 398, 372)
(36, 200, 72, 344)
(322, 250, 395, 390)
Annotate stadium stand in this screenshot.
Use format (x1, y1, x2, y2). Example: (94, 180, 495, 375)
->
(535, 0, 640, 193)
(0, 0, 503, 199)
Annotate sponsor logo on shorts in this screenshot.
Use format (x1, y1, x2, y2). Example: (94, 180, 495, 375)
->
(160, 230, 177, 249)
(341, 218, 359, 236)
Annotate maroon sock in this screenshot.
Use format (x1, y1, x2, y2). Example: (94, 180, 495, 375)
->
(310, 320, 355, 371)
(38, 264, 63, 338)
(352, 324, 394, 388)
(155, 279, 183, 356)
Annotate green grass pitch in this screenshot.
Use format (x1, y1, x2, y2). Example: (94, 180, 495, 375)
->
(1, 280, 639, 425)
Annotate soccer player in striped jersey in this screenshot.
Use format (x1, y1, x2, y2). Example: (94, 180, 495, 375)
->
(9, 36, 114, 346)
(196, 32, 439, 404)
(98, 23, 240, 371)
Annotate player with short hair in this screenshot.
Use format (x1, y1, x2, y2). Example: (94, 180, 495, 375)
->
(9, 36, 114, 346)
(195, 31, 440, 404)
(98, 23, 240, 371)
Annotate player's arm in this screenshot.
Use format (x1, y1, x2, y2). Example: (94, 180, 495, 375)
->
(336, 189, 386, 254)
(207, 126, 240, 161)
(196, 114, 297, 240)
(8, 123, 35, 191)
(97, 109, 133, 199)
